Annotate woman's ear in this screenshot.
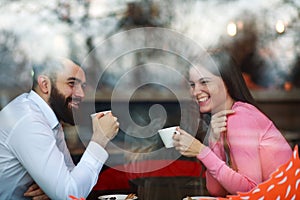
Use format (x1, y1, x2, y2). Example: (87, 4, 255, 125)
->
(37, 75, 51, 94)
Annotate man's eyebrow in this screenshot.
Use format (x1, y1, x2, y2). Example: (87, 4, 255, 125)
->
(67, 77, 83, 83)
(67, 77, 87, 85)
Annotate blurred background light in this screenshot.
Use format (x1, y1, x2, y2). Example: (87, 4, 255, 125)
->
(227, 22, 237, 37)
(275, 20, 285, 34)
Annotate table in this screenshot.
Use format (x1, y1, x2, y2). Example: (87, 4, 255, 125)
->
(88, 176, 208, 200)
(129, 176, 209, 200)
(87, 189, 136, 200)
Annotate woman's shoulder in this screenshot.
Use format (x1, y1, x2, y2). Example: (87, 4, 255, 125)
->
(232, 101, 260, 114)
(228, 101, 274, 134)
(230, 101, 270, 122)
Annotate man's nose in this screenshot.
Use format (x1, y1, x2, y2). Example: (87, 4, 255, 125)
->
(74, 85, 85, 98)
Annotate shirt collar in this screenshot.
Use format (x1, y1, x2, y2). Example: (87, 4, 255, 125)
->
(28, 90, 59, 130)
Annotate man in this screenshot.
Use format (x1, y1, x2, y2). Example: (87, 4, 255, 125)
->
(0, 58, 119, 199)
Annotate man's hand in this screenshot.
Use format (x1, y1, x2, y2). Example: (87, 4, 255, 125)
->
(91, 112, 119, 148)
(24, 183, 50, 200)
(209, 110, 235, 142)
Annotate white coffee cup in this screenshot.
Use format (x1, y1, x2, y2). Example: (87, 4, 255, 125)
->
(90, 110, 111, 118)
(158, 126, 179, 148)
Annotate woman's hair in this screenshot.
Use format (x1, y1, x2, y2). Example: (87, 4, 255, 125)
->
(194, 49, 257, 106)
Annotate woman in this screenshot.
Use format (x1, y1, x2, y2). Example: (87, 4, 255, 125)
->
(173, 50, 292, 197)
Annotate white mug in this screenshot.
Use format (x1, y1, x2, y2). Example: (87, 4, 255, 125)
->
(158, 126, 179, 148)
(90, 110, 111, 118)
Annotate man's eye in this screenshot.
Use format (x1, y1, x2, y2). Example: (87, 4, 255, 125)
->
(81, 83, 87, 90)
(68, 82, 75, 87)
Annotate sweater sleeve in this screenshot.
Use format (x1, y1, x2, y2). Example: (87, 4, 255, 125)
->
(197, 146, 257, 196)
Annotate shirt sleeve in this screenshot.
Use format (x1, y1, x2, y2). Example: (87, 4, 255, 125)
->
(8, 115, 108, 200)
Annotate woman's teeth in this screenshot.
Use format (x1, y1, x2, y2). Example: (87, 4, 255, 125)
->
(198, 97, 209, 102)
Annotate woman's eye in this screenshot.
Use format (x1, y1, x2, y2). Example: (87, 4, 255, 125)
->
(189, 82, 195, 88)
(200, 80, 209, 85)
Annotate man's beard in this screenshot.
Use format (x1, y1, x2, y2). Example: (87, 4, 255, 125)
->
(49, 85, 76, 125)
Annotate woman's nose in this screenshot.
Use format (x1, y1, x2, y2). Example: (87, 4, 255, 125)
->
(192, 84, 203, 97)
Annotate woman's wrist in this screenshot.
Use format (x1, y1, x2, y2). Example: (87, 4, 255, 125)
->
(198, 143, 206, 155)
(196, 145, 211, 160)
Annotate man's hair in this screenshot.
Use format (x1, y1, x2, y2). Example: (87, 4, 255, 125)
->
(31, 58, 65, 91)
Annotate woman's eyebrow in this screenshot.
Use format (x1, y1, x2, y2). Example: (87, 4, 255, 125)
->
(197, 77, 212, 82)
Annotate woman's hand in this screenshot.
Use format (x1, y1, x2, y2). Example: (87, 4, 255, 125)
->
(24, 183, 50, 200)
(173, 127, 205, 157)
(210, 110, 235, 142)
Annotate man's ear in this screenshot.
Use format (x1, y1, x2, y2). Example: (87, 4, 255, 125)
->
(37, 75, 51, 94)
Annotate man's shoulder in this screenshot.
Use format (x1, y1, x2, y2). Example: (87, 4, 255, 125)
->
(0, 93, 47, 132)
(1, 93, 40, 115)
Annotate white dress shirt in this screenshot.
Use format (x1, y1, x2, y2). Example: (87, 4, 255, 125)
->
(0, 91, 108, 200)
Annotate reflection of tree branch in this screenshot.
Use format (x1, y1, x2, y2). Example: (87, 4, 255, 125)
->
(57, 0, 72, 23)
(0, 30, 31, 90)
(283, 0, 300, 12)
(82, 0, 90, 19)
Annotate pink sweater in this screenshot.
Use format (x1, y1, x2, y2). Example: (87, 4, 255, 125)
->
(197, 101, 293, 197)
